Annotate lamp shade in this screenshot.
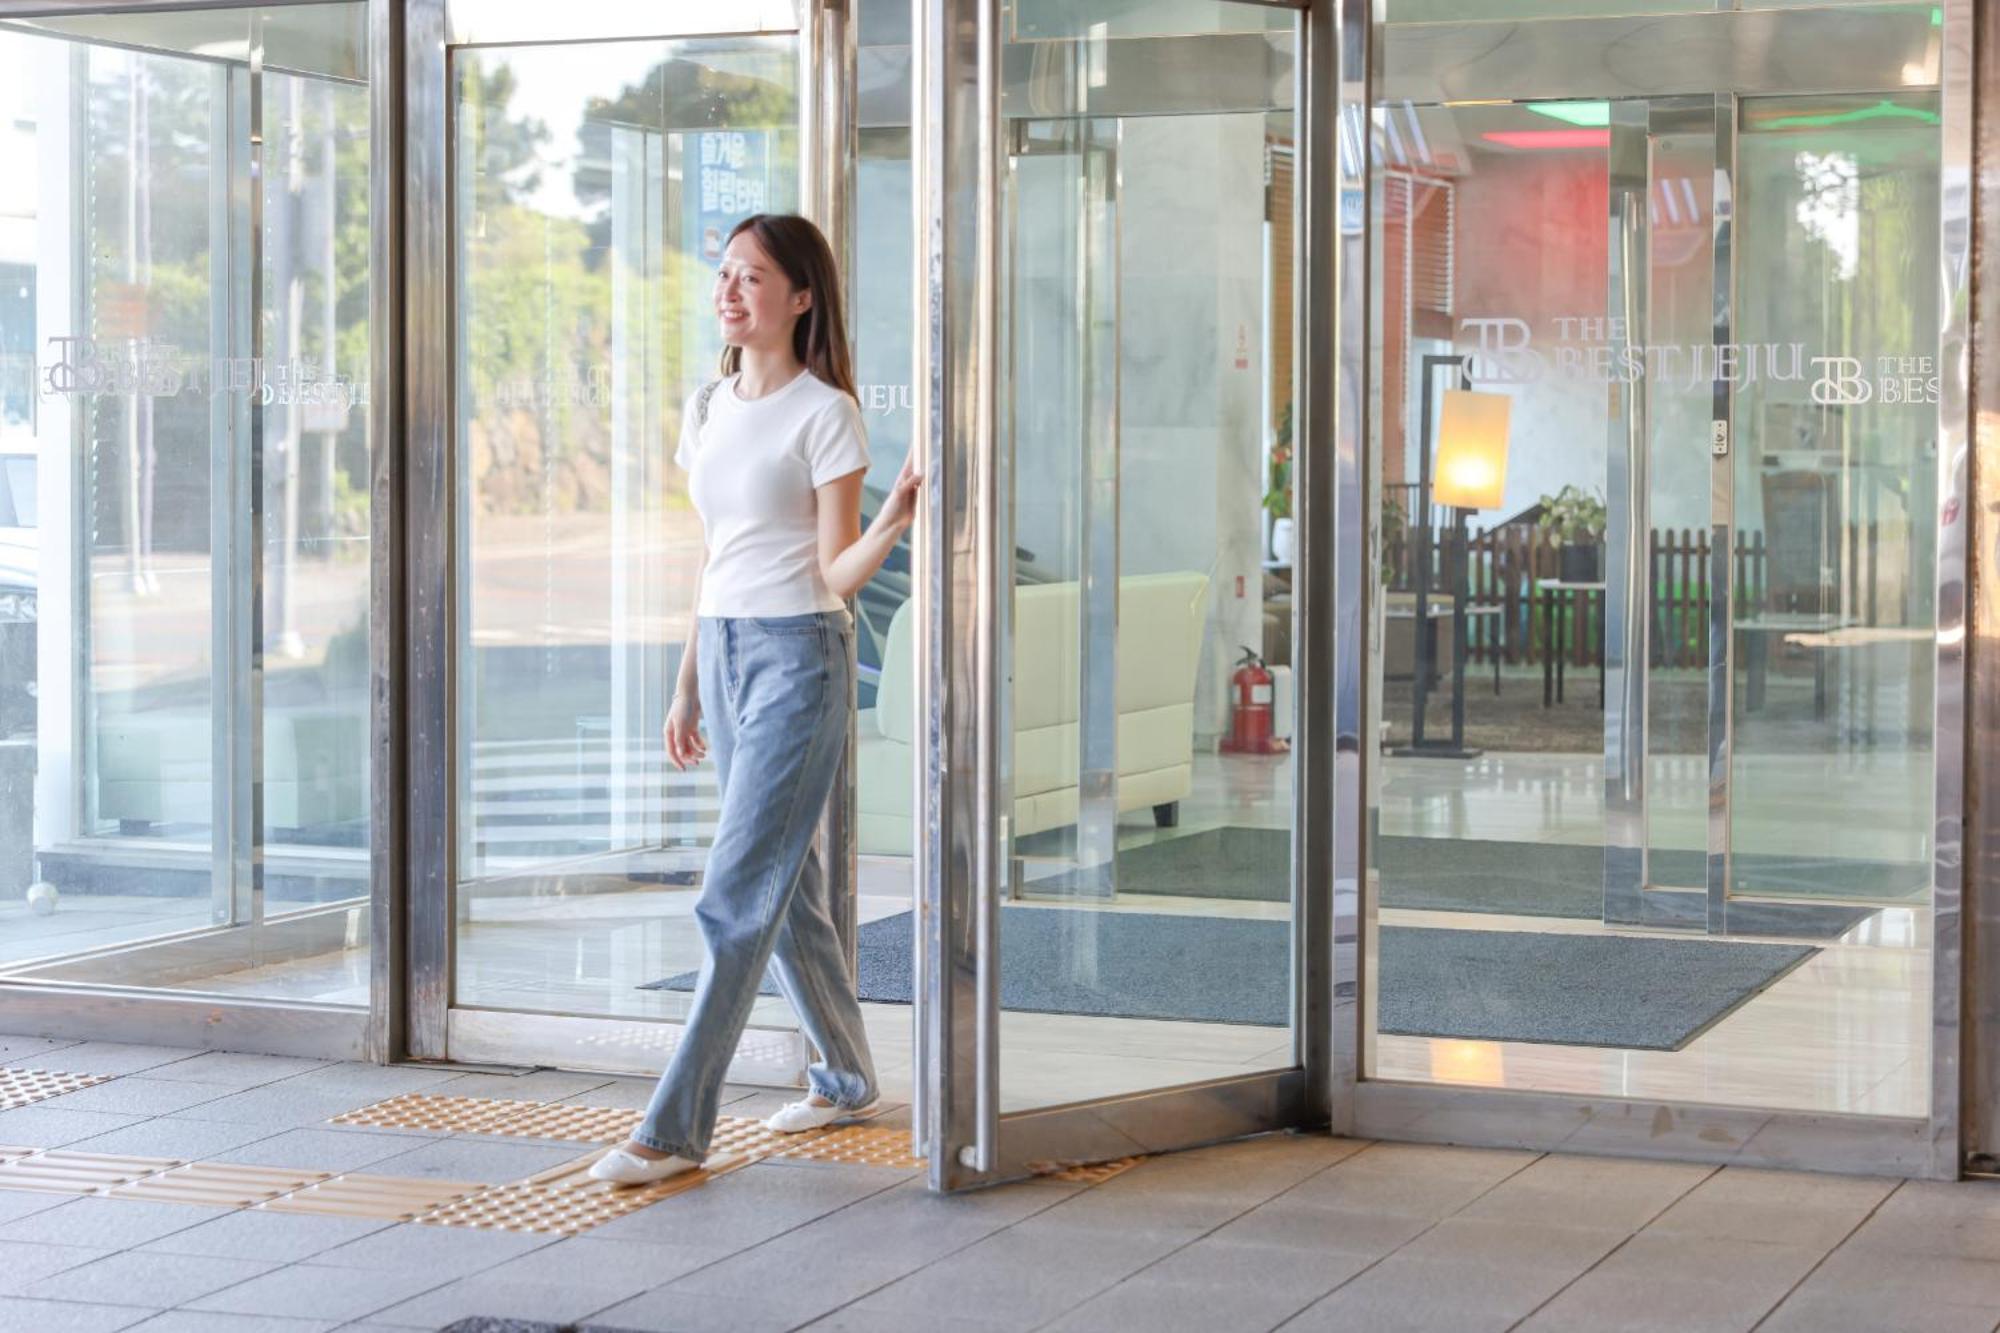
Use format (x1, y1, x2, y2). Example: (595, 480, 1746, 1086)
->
(1432, 389, 1511, 510)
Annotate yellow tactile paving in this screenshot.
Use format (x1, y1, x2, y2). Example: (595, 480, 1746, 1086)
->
(109, 1162, 332, 1208)
(0, 1067, 112, 1110)
(0, 1151, 182, 1195)
(473, 1102, 643, 1144)
(413, 1147, 755, 1236)
(323, 1092, 901, 1163)
(0, 1072, 1117, 1240)
(774, 1124, 922, 1171)
(260, 1172, 485, 1221)
(705, 1112, 825, 1161)
(329, 1093, 542, 1135)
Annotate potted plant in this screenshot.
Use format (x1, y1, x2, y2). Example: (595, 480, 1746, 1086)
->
(1379, 490, 1406, 587)
(1263, 404, 1295, 564)
(1538, 484, 1607, 582)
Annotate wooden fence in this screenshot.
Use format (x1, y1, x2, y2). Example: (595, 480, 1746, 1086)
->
(1387, 525, 1770, 668)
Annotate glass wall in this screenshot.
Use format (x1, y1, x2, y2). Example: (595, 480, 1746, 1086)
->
(0, 5, 371, 1003)
(1364, 4, 1941, 1116)
(1730, 94, 1939, 904)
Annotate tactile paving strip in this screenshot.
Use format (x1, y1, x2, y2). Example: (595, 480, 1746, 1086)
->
(328, 1093, 645, 1145)
(413, 1148, 755, 1237)
(1043, 1156, 1148, 1185)
(705, 1113, 827, 1162)
(471, 1102, 643, 1144)
(110, 1162, 333, 1208)
(330, 1093, 542, 1135)
(260, 1172, 484, 1221)
(0, 1067, 112, 1110)
(330, 1094, 842, 1158)
(0, 1151, 182, 1195)
(774, 1124, 922, 1171)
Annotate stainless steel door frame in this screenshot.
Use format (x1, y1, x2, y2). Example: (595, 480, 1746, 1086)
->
(1704, 91, 1737, 935)
(399, 0, 858, 1075)
(1601, 95, 1660, 931)
(914, 0, 1325, 1192)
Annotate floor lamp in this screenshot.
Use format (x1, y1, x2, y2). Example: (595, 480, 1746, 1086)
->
(1397, 361, 1511, 759)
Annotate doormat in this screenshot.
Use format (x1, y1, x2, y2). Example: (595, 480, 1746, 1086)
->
(1046, 826, 1901, 940)
(643, 909, 1816, 1051)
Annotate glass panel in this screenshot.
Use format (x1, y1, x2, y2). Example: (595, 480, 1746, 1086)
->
(996, 13, 1300, 1112)
(1387, 0, 1927, 18)
(1009, 0, 1292, 40)
(260, 69, 373, 944)
(450, 37, 804, 1025)
(851, 108, 919, 1085)
(1376, 100, 1609, 894)
(1729, 94, 1940, 906)
(828, 0, 919, 1107)
(0, 4, 371, 1002)
(1369, 9, 1936, 1119)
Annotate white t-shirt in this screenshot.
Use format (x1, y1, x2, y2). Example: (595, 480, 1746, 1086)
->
(675, 369, 870, 617)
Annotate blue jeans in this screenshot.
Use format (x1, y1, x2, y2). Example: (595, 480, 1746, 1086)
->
(633, 609, 879, 1161)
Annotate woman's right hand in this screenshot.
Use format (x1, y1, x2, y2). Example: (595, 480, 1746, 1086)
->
(664, 693, 707, 771)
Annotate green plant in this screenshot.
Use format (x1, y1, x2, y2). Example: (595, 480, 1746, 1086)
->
(1536, 484, 1606, 544)
(1380, 491, 1406, 584)
(1262, 403, 1294, 521)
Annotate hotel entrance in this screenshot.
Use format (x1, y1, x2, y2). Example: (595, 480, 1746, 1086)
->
(0, 0, 1984, 1191)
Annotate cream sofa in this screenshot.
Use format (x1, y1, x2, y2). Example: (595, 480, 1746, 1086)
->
(858, 571, 1210, 855)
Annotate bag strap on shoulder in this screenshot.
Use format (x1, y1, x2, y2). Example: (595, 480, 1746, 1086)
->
(695, 378, 722, 428)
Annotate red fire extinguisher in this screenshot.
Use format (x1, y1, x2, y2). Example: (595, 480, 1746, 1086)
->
(1222, 647, 1286, 754)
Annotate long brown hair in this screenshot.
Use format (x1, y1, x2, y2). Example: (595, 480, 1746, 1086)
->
(718, 213, 856, 399)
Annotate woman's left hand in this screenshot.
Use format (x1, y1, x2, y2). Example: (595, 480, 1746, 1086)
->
(877, 454, 922, 533)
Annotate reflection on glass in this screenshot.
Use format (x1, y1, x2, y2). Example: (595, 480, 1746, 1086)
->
(0, 5, 372, 1002)
(450, 37, 804, 1024)
(1730, 95, 1939, 905)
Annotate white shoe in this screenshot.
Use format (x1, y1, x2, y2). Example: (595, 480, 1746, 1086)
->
(588, 1146, 699, 1186)
(764, 1097, 879, 1134)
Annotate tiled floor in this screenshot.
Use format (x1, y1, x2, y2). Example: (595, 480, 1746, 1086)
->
(0, 1034, 1993, 1332)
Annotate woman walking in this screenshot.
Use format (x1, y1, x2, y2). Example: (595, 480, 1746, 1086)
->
(591, 213, 920, 1186)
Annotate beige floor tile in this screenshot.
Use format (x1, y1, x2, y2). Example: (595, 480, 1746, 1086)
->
(1455, 1154, 1713, 1233)
(1517, 1233, 1826, 1333)
(1644, 1167, 1897, 1249)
